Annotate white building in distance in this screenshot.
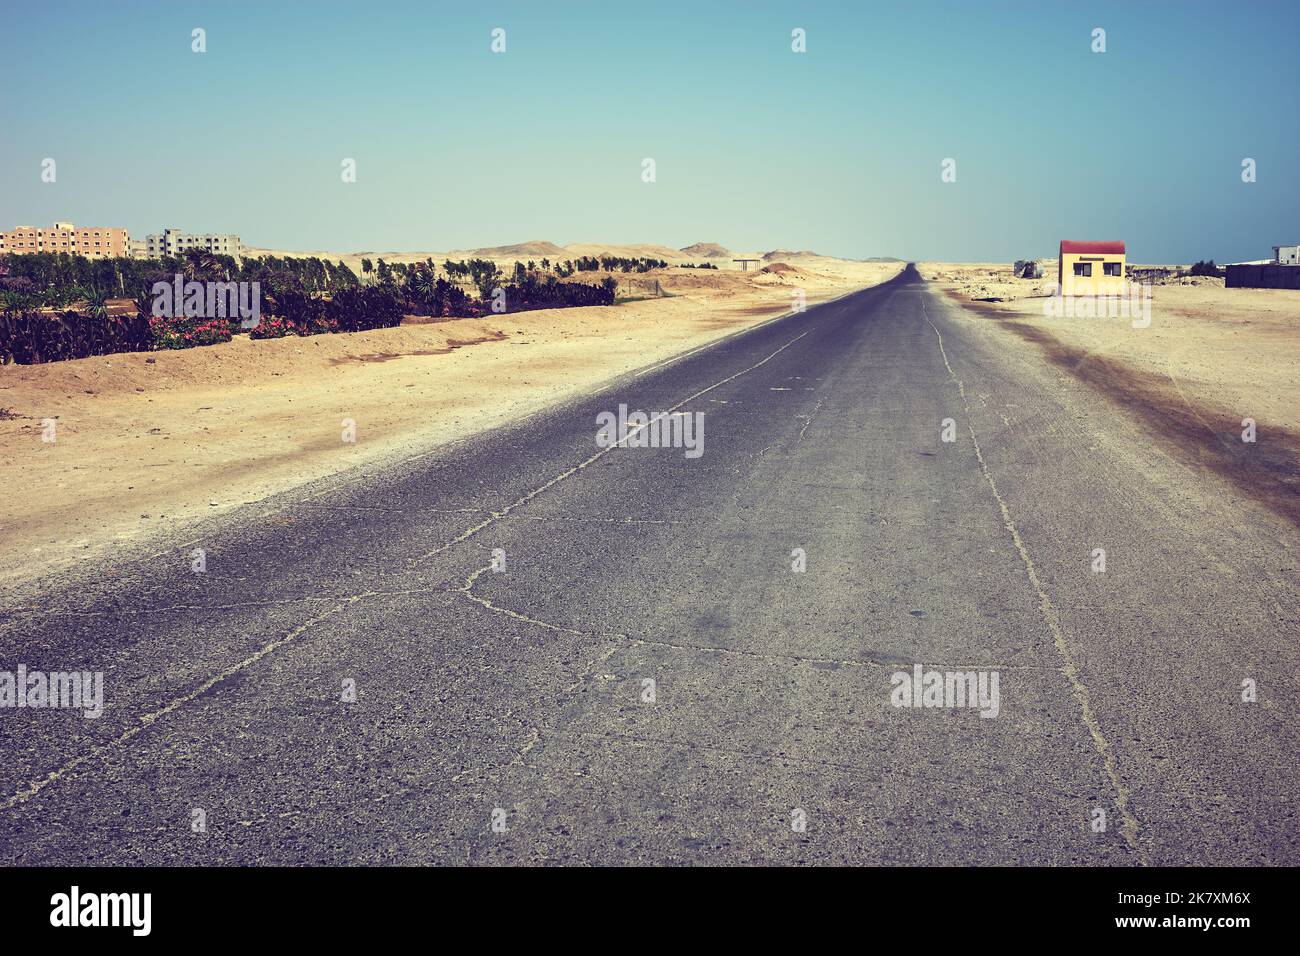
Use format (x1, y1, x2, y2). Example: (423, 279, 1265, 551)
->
(128, 228, 241, 259)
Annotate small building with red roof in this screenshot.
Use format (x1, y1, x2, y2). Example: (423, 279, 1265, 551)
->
(1059, 240, 1126, 295)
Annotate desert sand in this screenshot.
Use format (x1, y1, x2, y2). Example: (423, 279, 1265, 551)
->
(921, 261, 1300, 528)
(919, 262, 1300, 432)
(0, 253, 901, 588)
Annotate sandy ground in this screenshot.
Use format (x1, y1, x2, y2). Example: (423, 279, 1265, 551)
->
(920, 260, 1229, 303)
(919, 262, 1300, 431)
(0, 257, 901, 587)
(920, 261, 1300, 525)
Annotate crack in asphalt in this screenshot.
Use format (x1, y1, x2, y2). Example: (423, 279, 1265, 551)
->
(452, 724, 1133, 825)
(924, 299, 1148, 866)
(409, 330, 812, 569)
(1, 599, 352, 812)
(455, 564, 1067, 676)
(626, 635, 1058, 672)
(456, 563, 592, 638)
(296, 503, 492, 516)
(517, 514, 686, 526)
(2, 329, 814, 815)
(12, 596, 342, 619)
(797, 399, 825, 442)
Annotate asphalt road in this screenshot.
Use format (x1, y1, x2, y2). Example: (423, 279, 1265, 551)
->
(2, 265, 1295, 865)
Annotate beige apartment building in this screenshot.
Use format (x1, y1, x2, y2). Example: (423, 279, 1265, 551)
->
(0, 221, 130, 259)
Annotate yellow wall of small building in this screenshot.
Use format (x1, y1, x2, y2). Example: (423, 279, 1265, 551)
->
(1059, 252, 1126, 295)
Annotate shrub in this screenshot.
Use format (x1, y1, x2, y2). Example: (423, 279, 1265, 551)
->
(261, 275, 314, 323)
(495, 276, 617, 312)
(1, 250, 617, 364)
(444, 283, 475, 316)
(148, 314, 234, 350)
(248, 316, 298, 340)
(248, 313, 338, 339)
(0, 309, 152, 364)
(327, 286, 404, 332)
(296, 312, 339, 335)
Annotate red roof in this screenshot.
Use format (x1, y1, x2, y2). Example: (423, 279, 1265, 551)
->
(1060, 240, 1125, 254)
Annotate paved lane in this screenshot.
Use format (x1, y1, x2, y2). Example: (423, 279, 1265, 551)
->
(2, 266, 1295, 864)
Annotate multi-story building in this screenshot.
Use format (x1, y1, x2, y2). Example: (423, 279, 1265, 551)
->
(1273, 244, 1299, 265)
(0, 221, 130, 259)
(129, 228, 241, 259)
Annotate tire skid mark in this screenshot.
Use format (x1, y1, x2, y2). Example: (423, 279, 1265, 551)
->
(946, 289, 1300, 528)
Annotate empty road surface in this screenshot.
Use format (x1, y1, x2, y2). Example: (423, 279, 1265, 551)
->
(2, 266, 1295, 865)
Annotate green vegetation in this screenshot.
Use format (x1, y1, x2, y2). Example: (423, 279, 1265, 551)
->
(0, 248, 621, 364)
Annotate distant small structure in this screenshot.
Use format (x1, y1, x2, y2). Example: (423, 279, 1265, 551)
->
(1013, 259, 1043, 279)
(1223, 245, 1300, 288)
(1059, 240, 1125, 295)
(1226, 262, 1300, 289)
(733, 258, 760, 272)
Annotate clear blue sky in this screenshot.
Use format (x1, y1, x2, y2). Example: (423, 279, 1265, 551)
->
(1, 0, 1296, 262)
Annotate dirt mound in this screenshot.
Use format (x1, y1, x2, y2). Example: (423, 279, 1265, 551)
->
(760, 262, 799, 274)
(469, 240, 568, 258)
(563, 242, 681, 261)
(680, 242, 731, 258)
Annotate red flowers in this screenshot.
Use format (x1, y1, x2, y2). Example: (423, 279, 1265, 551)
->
(149, 314, 233, 350)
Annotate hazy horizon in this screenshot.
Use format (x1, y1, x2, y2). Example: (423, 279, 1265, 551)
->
(2, 0, 1296, 263)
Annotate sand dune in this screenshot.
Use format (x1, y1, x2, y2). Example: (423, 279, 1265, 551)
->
(680, 242, 731, 258)
(468, 240, 568, 258)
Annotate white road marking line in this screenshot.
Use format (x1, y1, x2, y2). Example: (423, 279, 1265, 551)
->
(2, 328, 815, 812)
(411, 329, 811, 563)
